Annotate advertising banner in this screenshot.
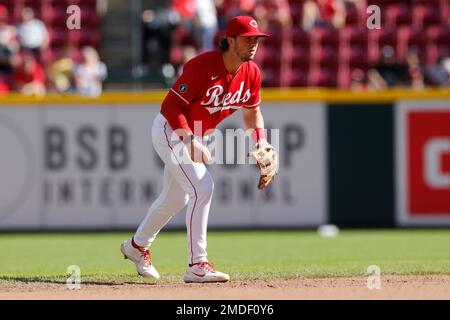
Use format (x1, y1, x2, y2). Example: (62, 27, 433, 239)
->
(396, 101, 450, 226)
(0, 102, 327, 230)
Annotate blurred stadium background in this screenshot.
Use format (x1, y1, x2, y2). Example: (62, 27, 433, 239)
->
(0, 0, 449, 232)
(0, 0, 449, 92)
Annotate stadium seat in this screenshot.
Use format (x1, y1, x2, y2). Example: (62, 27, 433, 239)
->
(259, 45, 278, 61)
(308, 67, 338, 87)
(289, 4, 302, 25)
(80, 5, 99, 27)
(437, 44, 450, 58)
(426, 26, 450, 63)
(340, 27, 368, 46)
(366, 0, 389, 9)
(311, 26, 339, 46)
(381, 0, 407, 7)
(433, 26, 450, 46)
(291, 44, 310, 68)
(412, 0, 443, 7)
(288, 67, 309, 87)
(40, 48, 56, 65)
(311, 44, 339, 69)
(262, 67, 281, 87)
(397, 26, 427, 61)
(67, 29, 82, 45)
(79, 29, 100, 48)
(368, 27, 397, 64)
(336, 66, 351, 88)
(412, 4, 442, 28)
(376, 27, 397, 48)
(0, 0, 15, 7)
(42, 5, 67, 27)
(46, 0, 76, 6)
(441, 0, 450, 24)
(48, 27, 67, 47)
(385, 3, 412, 27)
(23, 0, 41, 6)
(292, 27, 310, 46)
(79, 0, 98, 6)
(341, 45, 369, 69)
(344, 4, 360, 26)
(264, 31, 282, 47)
(425, 44, 439, 65)
(262, 54, 281, 69)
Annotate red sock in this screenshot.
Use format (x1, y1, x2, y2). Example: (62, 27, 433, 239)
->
(131, 237, 144, 250)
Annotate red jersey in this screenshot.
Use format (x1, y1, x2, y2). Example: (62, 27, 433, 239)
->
(317, 0, 336, 21)
(12, 63, 46, 88)
(161, 51, 262, 137)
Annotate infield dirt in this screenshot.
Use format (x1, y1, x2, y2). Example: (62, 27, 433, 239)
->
(1, 275, 449, 300)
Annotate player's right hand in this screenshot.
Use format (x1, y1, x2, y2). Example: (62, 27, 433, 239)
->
(186, 139, 212, 164)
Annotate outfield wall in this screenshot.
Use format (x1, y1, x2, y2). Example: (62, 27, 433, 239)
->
(0, 89, 449, 230)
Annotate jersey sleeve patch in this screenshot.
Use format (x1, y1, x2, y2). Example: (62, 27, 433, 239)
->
(179, 84, 188, 93)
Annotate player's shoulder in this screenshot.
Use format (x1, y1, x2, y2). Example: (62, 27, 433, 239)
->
(243, 60, 261, 78)
(247, 60, 260, 70)
(185, 50, 222, 68)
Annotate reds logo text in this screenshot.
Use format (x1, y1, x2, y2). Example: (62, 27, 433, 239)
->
(200, 81, 252, 114)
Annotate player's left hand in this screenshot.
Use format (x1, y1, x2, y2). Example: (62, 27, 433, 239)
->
(249, 139, 279, 190)
(187, 138, 212, 164)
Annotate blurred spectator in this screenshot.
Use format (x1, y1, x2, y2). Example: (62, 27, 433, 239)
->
(302, 0, 346, 31)
(254, 0, 292, 87)
(215, 0, 257, 29)
(0, 5, 19, 54)
(350, 68, 367, 91)
(424, 55, 450, 87)
(172, 0, 197, 20)
(255, 0, 292, 31)
(74, 46, 107, 97)
(171, 0, 197, 43)
(17, 7, 49, 58)
(141, 8, 180, 72)
(342, 0, 366, 26)
(47, 46, 75, 93)
(0, 5, 19, 93)
(406, 47, 425, 90)
(0, 73, 8, 94)
(12, 51, 46, 97)
(343, 0, 366, 13)
(367, 45, 409, 90)
(181, 45, 197, 71)
(194, 0, 218, 52)
(171, 44, 198, 78)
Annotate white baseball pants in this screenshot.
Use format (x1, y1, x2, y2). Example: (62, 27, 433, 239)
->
(133, 113, 213, 265)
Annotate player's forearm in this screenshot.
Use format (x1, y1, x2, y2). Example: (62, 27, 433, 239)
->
(243, 107, 266, 142)
(243, 106, 264, 130)
(161, 93, 193, 139)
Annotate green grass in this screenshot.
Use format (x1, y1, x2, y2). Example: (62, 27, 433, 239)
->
(0, 229, 449, 284)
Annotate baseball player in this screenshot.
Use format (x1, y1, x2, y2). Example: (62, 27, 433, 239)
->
(121, 16, 279, 283)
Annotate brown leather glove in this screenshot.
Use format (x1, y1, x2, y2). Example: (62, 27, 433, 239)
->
(249, 140, 279, 190)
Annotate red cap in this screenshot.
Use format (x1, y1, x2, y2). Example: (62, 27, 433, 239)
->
(225, 16, 269, 38)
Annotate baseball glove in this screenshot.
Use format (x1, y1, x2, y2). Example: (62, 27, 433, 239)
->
(249, 140, 279, 190)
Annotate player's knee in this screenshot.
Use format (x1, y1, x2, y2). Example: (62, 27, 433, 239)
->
(185, 173, 214, 200)
(195, 175, 214, 199)
(188, 174, 214, 199)
(171, 194, 189, 211)
(158, 192, 189, 214)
